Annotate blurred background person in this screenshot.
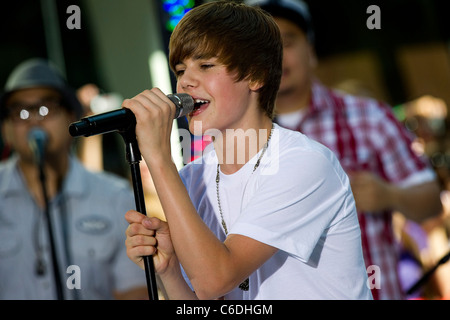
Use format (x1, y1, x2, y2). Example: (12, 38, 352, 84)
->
(0, 58, 147, 299)
(75, 83, 130, 177)
(247, 0, 443, 299)
(392, 96, 450, 299)
(75, 83, 104, 172)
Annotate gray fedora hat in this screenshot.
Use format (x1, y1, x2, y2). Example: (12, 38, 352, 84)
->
(0, 58, 83, 121)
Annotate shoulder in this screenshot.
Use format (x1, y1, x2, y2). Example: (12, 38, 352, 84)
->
(0, 156, 22, 196)
(330, 87, 395, 119)
(0, 156, 15, 175)
(271, 124, 339, 164)
(318, 87, 405, 138)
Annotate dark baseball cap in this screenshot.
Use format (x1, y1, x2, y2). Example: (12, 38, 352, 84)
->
(0, 58, 83, 121)
(246, 0, 314, 44)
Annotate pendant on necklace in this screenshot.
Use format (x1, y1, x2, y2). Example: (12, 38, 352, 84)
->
(239, 278, 249, 291)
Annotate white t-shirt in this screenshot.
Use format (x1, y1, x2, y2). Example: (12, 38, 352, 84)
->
(179, 124, 373, 300)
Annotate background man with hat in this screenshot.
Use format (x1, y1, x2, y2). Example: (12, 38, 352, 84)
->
(0, 58, 147, 299)
(247, 0, 442, 299)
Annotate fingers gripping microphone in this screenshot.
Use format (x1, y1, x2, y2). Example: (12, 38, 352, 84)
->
(28, 128, 49, 166)
(69, 93, 195, 137)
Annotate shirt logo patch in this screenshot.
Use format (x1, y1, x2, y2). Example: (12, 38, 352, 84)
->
(76, 215, 111, 235)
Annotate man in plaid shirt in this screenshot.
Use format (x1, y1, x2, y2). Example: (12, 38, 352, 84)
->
(249, 0, 442, 299)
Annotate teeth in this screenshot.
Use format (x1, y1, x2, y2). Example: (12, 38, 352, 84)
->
(194, 99, 209, 104)
(193, 99, 209, 110)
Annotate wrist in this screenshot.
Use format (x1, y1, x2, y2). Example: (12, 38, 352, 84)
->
(158, 257, 181, 279)
(158, 257, 197, 299)
(145, 152, 176, 175)
(385, 183, 398, 211)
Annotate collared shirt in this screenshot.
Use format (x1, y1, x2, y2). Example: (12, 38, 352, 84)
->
(0, 155, 146, 299)
(276, 81, 436, 299)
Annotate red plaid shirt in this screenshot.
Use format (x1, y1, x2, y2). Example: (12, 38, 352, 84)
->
(276, 81, 435, 299)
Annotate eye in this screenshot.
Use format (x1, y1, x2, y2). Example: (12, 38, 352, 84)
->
(39, 106, 49, 117)
(282, 35, 296, 48)
(201, 64, 214, 70)
(283, 39, 294, 48)
(175, 69, 185, 77)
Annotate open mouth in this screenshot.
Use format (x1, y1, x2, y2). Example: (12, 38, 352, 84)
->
(193, 99, 210, 111)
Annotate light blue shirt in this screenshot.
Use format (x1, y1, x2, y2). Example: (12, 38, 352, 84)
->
(0, 155, 146, 299)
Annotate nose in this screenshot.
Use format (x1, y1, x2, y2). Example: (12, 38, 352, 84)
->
(25, 111, 45, 126)
(178, 69, 199, 91)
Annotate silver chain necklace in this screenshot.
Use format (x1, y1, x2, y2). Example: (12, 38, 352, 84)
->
(215, 124, 274, 291)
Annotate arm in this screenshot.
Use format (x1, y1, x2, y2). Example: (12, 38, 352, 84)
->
(389, 179, 442, 222)
(349, 101, 442, 222)
(123, 88, 276, 299)
(349, 171, 442, 222)
(140, 142, 276, 299)
(113, 287, 149, 300)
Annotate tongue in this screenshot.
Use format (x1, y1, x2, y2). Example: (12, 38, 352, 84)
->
(194, 102, 204, 110)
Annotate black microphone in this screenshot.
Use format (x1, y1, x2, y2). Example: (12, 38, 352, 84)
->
(28, 127, 48, 166)
(69, 93, 195, 137)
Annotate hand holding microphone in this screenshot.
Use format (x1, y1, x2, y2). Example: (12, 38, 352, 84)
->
(69, 91, 195, 137)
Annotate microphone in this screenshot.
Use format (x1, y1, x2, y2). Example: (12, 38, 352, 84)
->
(28, 127, 48, 166)
(69, 93, 195, 137)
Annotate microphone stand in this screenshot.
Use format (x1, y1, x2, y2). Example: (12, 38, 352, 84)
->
(406, 250, 450, 296)
(120, 129, 159, 301)
(38, 161, 64, 300)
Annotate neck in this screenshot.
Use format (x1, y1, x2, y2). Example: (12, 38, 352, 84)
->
(276, 81, 312, 115)
(214, 118, 273, 175)
(19, 155, 69, 208)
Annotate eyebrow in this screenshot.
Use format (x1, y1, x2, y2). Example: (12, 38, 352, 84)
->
(193, 53, 217, 60)
(175, 54, 219, 68)
(281, 32, 297, 39)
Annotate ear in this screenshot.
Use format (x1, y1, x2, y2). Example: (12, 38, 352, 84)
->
(1, 122, 13, 147)
(249, 79, 264, 92)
